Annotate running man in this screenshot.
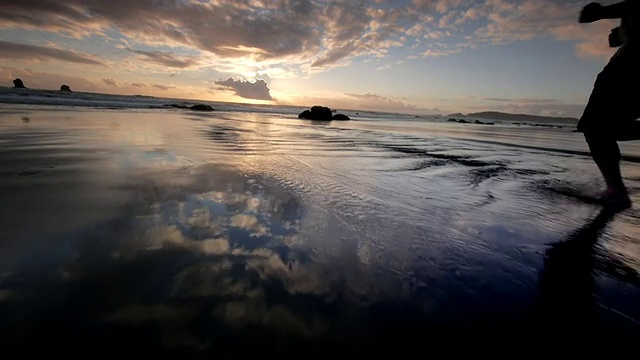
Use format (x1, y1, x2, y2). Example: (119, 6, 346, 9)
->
(578, 0, 640, 208)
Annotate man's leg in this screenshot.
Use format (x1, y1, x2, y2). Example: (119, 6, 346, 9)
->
(584, 132, 631, 206)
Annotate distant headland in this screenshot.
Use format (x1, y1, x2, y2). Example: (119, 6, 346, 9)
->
(446, 111, 578, 125)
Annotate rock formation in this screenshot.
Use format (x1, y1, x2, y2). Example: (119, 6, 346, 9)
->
(60, 85, 71, 91)
(13, 78, 26, 88)
(164, 104, 189, 109)
(332, 113, 350, 120)
(163, 104, 215, 111)
(298, 106, 350, 121)
(189, 104, 215, 111)
(298, 106, 333, 120)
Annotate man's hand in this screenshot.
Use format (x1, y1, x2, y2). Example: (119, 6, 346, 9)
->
(579, 2, 604, 23)
(609, 27, 623, 47)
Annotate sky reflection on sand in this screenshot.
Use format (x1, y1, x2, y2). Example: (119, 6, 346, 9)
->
(0, 163, 379, 355)
(0, 108, 639, 356)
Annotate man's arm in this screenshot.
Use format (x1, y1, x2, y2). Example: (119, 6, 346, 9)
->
(601, 1, 632, 19)
(579, 1, 634, 23)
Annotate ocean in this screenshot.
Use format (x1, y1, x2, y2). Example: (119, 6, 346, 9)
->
(1, 88, 639, 356)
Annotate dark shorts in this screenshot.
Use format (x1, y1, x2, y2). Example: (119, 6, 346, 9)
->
(578, 48, 640, 139)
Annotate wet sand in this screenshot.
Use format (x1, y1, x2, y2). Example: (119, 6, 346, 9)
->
(1, 107, 639, 356)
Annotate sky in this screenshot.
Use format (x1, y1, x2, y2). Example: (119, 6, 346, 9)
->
(0, 0, 623, 117)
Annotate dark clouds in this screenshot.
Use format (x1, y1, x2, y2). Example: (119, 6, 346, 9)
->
(0, 1, 320, 58)
(0, 40, 105, 66)
(0, 0, 407, 68)
(0, 0, 600, 70)
(214, 78, 273, 101)
(125, 48, 201, 68)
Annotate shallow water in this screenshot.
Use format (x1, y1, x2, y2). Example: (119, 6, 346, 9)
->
(1, 107, 639, 356)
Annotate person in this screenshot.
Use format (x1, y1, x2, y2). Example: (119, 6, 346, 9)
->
(578, 0, 640, 209)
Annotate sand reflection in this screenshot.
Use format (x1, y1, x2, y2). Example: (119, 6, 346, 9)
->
(63, 164, 350, 350)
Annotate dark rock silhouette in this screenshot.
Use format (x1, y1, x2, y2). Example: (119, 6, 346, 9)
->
(13, 78, 26, 88)
(163, 104, 214, 111)
(298, 110, 312, 119)
(450, 117, 493, 125)
(298, 106, 333, 120)
(473, 120, 495, 125)
(467, 111, 577, 125)
(332, 114, 350, 121)
(189, 104, 214, 111)
(164, 104, 190, 109)
(60, 85, 71, 92)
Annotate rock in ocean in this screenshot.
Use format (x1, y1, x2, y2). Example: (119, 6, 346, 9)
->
(298, 106, 350, 121)
(13, 78, 26, 88)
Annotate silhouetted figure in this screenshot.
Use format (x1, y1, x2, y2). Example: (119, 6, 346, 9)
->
(577, 1, 640, 209)
(13, 78, 26, 88)
(60, 84, 71, 92)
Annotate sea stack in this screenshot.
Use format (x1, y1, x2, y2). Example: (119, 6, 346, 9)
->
(332, 113, 350, 121)
(298, 106, 334, 121)
(189, 104, 214, 111)
(298, 106, 351, 121)
(13, 78, 26, 88)
(60, 85, 71, 92)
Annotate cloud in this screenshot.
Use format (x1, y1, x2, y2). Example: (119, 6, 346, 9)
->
(152, 84, 176, 90)
(344, 92, 419, 111)
(405, 0, 614, 61)
(131, 82, 147, 88)
(474, 0, 580, 43)
(422, 48, 463, 58)
(0, 0, 410, 70)
(214, 78, 273, 101)
(470, 0, 614, 60)
(480, 97, 559, 104)
(0, 0, 617, 74)
(0, 1, 321, 60)
(0, 0, 611, 73)
(102, 78, 118, 86)
(0, 40, 105, 66)
(549, 20, 615, 59)
(125, 48, 201, 68)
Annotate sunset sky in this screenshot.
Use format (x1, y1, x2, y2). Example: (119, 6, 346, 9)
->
(0, 0, 622, 117)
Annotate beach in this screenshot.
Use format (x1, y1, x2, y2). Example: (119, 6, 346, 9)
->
(1, 104, 639, 356)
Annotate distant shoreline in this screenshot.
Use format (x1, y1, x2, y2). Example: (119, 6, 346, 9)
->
(0, 86, 581, 123)
(446, 111, 578, 126)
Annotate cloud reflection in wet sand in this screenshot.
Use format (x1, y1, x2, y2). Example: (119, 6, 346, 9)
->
(0, 164, 378, 356)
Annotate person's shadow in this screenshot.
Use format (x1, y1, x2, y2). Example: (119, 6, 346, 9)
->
(534, 206, 640, 347)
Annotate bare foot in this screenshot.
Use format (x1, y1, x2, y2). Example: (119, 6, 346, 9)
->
(597, 188, 632, 209)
